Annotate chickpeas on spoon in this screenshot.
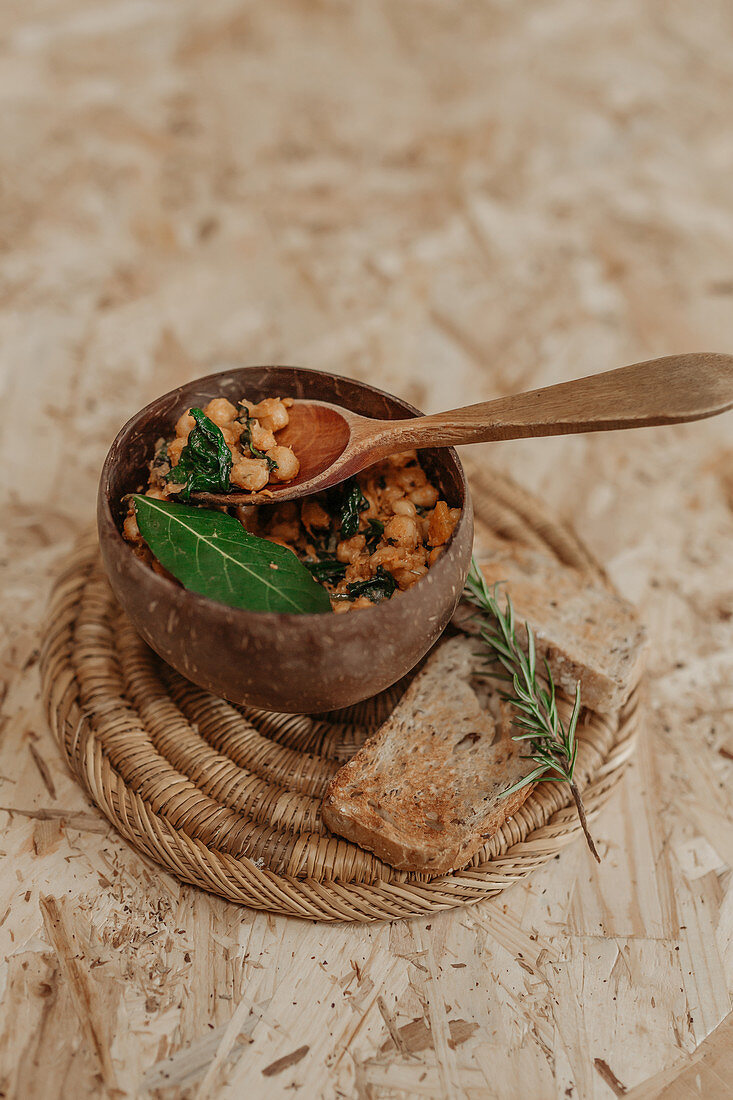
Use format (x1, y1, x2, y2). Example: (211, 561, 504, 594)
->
(191, 353, 733, 507)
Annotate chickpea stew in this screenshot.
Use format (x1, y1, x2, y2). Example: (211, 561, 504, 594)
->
(123, 395, 461, 612)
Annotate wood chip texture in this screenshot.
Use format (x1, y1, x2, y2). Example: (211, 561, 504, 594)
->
(1, 1, 732, 1097)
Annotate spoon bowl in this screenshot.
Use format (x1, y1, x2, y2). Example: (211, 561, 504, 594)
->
(192, 399, 383, 506)
(224, 399, 354, 502)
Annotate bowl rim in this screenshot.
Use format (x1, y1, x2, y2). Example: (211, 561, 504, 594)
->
(98, 364, 473, 626)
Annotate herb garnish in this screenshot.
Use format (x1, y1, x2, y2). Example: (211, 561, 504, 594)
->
(338, 480, 369, 538)
(305, 557, 348, 584)
(365, 518, 384, 551)
(239, 416, 278, 471)
(347, 565, 397, 603)
(464, 559, 600, 862)
(166, 408, 232, 500)
(134, 496, 332, 614)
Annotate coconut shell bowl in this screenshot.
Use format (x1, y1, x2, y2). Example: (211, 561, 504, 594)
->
(97, 366, 473, 714)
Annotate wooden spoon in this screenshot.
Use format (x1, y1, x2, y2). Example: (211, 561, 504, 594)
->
(191, 352, 733, 505)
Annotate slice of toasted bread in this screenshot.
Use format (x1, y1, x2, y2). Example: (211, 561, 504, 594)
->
(322, 636, 536, 875)
(456, 543, 646, 713)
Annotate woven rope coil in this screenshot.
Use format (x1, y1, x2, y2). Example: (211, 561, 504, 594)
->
(40, 469, 641, 921)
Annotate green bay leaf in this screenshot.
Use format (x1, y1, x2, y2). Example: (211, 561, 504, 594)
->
(133, 496, 332, 615)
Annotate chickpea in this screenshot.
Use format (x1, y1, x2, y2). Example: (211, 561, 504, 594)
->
(175, 410, 195, 437)
(362, 474, 382, 502)
(167, 436, 186, 466)
(387, 450, 418, 469)
(203, 397, 238, 426)
(384, 514, 420, 550)
(301, 500, 331, 530)
(220, 423, 242, 446)
(373, 545, 426, 576)
(370, 545, 402, 570)
(267, 445, 299, 482)
(249, 421, 276, 452)
(393, 564, 428, 590)
(360, 491, 379, 520)
(344, 559, 371, 584)
(410, 483, 439, 509)
(123, 511, 140, 541)
(337, 535, 367, 564)
(380, 485, 405, 511)
(231, 457, 270, 491)
(250, 397, 289, 432)
(392, 498, 417, 518)
(427, 500, 457, 547)
(396, 467, 425, 493)
(374, 545, 427, 588)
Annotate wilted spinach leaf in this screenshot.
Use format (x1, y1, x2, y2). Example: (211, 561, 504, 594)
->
(365, 518, 384, 551)
(305, 557, 348, 583)
(166, 408, 232, 500)
(239, 416, 278, 471)
(133, 496, 332, 614)
(338, 480, 369, 538)
(346, 565, 397, 603)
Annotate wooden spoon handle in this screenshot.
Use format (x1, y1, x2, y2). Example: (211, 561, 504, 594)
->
(378, 353, 733, 450)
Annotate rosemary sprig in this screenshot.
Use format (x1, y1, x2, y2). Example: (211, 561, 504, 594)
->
(464, 558, 600, 862)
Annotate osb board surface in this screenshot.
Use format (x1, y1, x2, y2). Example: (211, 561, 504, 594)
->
(0, 1, 731, 1098)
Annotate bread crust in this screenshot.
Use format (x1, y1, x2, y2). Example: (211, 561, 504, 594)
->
(322, 637, 536, 875)
(324, 544, 646, 873)
(456, 543, 647, 713)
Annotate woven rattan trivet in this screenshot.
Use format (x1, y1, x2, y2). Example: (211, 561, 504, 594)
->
(40, 468, 641, 921)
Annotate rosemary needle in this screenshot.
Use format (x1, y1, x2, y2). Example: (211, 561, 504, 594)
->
(464, 558, 601, 863)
